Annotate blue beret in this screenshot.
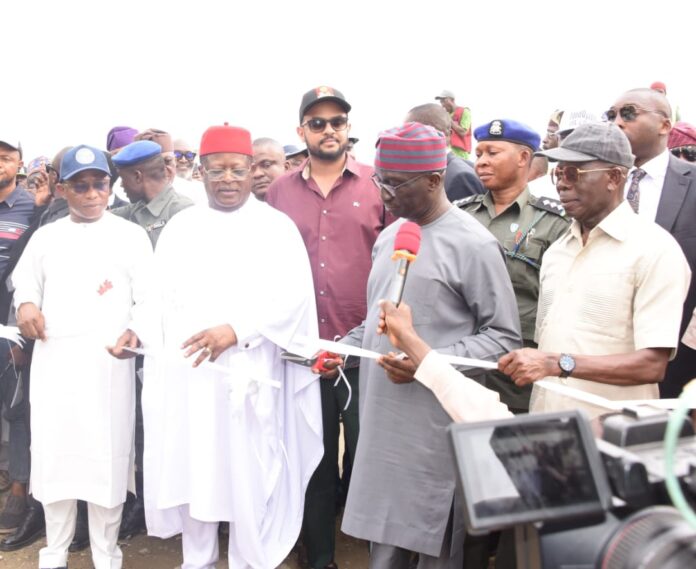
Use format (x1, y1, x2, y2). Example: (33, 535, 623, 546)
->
(112, 140, 162, 168)
(474, 119, 541, 151)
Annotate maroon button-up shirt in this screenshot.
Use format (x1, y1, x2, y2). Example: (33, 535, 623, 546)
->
(266, 156, 392, 340)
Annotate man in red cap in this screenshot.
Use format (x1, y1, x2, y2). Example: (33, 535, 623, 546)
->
(137, 123, 322, 569)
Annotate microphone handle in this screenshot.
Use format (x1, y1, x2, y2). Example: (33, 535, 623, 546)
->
(388, 257, 411, 306)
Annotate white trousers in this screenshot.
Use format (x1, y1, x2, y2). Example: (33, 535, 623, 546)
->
(180, 505, 250, 569)
(39, 500, 124, 569)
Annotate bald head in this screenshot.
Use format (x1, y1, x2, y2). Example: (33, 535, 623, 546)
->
(611, 88, 673, 165)
(405, 104, 452, 138)
(623, 88, 672, 118)
(251, 138, 285, 200)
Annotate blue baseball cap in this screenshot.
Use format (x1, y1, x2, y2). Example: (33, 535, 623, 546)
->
(112, 140, 162, 168)
(60, 145, 111, 181)
(474, 119, 541, 151)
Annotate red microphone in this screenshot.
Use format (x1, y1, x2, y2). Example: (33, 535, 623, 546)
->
(388, 222, 422, 306)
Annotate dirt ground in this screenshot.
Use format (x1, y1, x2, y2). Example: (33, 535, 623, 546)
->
(0, 514, 368, 568)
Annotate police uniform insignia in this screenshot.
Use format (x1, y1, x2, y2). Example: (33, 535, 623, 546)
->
(489, 120, 504, 136)
(532, 196, 566, 217)
(510, 223, 519, 233)
(146, 220, 166, 232)
(75, 148, 96, 165)
(453, 195, 480, 208)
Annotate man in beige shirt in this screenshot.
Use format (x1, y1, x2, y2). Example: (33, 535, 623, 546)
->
(499, 122, 691, 417)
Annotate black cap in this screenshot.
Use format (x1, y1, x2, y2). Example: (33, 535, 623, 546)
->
(299, 86, 351, 123)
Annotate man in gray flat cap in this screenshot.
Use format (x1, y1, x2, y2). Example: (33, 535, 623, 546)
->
(500, 122, 690, 419)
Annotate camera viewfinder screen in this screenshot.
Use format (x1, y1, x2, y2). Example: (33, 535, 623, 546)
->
(451, 412, 608, 530)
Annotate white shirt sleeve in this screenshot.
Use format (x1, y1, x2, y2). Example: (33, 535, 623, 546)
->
(414, 350, 512, 422)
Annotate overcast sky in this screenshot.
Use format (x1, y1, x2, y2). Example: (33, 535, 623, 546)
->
(4, 0, 692, 163)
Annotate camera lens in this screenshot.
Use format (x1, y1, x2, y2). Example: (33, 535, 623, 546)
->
(599, 506, 696, 569)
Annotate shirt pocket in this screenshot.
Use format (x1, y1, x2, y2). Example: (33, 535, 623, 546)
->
(503, 238, 544, 285)
(578, 271, 635, 339)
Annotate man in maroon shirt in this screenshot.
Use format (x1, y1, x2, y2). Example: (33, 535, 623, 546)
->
(266, 86, 391, 569)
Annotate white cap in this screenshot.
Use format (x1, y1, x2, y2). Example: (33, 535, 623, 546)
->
(558, 110, 598, 136)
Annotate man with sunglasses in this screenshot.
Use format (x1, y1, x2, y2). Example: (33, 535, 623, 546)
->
(668, 121, 696, 164)
(499, 122, 690, 419)
(607, 88, 696, 400)
(12, 144, 153, 569)
(139, 123, 322, 569)
(173, 138, 197, 181)
(457, 119, 569, 415)
(266, 86, 390, 569)
(337, 122, 520, 569)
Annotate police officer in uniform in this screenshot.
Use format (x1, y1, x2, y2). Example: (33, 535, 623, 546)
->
(111, 140, 193, 248)
(457, 119, 569, 413)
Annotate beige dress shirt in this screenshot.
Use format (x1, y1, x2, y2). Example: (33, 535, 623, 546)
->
(531, 200, 691, 417)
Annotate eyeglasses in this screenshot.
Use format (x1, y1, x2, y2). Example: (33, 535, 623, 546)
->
(301, 115, 349, 133)
(202, 167, 250, 181)
(66, 180, 110, 194)
(371, 172, 429, 197)
(551, 166, 615, 185)
(46, 164, 58, 176)
(174, 150, 196, 161)
(603, 104, 668, 122)
(671, 146, 696, 163)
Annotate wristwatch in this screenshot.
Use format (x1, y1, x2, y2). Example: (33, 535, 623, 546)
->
(558, 353, 576, 378)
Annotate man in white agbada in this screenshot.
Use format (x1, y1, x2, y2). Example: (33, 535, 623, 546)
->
(138, 124, 323, 569)
(12, 145, 153, 569)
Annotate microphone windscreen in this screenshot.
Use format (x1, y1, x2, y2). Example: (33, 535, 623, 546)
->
(394, 222, 422, 255)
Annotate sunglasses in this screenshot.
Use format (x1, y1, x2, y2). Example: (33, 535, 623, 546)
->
(671, 146, 696, 163)
(202, 167, 250, 181)
(551, 166, 615, 185)
(301, 115, 349, 133)
(603, 104, 668, 122)
(174, 150, 196, 161)
(371, 172, 429, 197)
(66, 180, 110, 194)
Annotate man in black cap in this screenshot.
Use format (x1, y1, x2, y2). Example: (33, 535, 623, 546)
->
(0, 134, 34, 537)
(266, 86, 391, 569)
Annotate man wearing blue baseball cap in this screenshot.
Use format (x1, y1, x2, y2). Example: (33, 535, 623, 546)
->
(457, 119, 569, 414)
(12, 144, 153, 569)
(111, 140, 193, 248)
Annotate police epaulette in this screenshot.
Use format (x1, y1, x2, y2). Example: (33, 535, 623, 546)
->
(453, 195, 481, 208)
(531, 196, 566, 217)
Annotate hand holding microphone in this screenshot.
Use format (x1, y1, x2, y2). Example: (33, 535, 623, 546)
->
(388, 222, 422, 306)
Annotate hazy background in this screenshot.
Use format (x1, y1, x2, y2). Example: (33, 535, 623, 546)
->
(4, 0, 692, 163)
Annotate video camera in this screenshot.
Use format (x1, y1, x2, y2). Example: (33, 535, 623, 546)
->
(449, 409, 696, 568)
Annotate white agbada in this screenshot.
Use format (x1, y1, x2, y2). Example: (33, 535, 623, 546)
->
(142, 198, 323, 569)
(12, 213, 153, 508)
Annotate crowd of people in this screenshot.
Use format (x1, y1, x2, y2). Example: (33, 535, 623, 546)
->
(0, 81, 694, 569)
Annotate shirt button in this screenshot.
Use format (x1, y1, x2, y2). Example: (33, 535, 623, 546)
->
(320, 262, 325, 268)
(321, 235, 327, 241)
(320, 318, 326, 323)
(322, 209, 328, 215)
(319, 290, 325, 295)
(244, 343, 250, 349)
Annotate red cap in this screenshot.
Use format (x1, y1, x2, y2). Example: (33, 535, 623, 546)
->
(668, 122, 696, 149)
(650, 81, 667, 92)
(394, 222, 422, 255)
(200, 123, 253, 157)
